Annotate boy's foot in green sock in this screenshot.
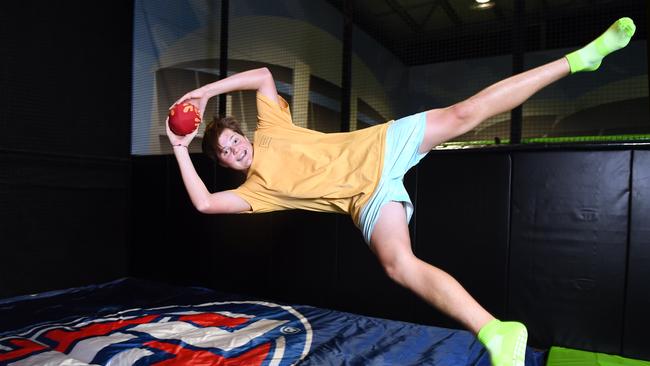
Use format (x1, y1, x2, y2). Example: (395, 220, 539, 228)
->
(565, 17, 636, 73)
(478, 319, 528, 366)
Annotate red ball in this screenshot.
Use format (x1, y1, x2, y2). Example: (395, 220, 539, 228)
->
(168, 102, 201, 136)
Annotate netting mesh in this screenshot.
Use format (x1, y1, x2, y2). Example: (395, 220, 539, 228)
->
(132, 0, 648, 154)
(521, 2, 649, 141)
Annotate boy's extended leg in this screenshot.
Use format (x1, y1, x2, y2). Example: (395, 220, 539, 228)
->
(371, 17, 636, 366)
(370, 202, 526, 366)
(369, 202, 492, 333)
(419, 17, 636, 152)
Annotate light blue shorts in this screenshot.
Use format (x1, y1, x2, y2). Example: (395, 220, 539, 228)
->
(358, 112, 428, 244)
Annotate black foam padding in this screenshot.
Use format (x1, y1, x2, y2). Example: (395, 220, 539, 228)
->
(130, 156, 169, 280)
(0, 0, 133, 298)
(268, 210, 339, 309)
(510, 151, 630, 353)
(0, 152, 129, 298)
(413, 153, 512, 328)
(129, 149, 650, 361)
(0, 1, 132, 159)
(623, 150, 650, 360)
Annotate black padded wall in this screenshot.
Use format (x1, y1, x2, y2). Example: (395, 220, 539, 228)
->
(130, 154, 230, 288)
(0, 152, 130, 297)
(0, 1, 132, 158)
(0, 1, 133, 298)
(131, 155, 343, 310)
(131, 154, 422, 321)
(267, 210, 339, 308)
(510, 151, 630, 353)
(129, 156, 169, 281)
(132, 148, 650, 359)
(414, 153, 512, 328)
(623, 150, 650, 360)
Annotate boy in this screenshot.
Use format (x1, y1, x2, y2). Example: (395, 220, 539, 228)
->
(167, 18, 635, 366)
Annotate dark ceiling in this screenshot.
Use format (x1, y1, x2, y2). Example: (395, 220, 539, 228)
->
(326, 0, 648, 65)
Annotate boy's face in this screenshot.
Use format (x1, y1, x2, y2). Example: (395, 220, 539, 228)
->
(217, 128, 253, 171)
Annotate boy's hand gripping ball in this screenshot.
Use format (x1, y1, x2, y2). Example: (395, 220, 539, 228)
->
(168, 102, 201, 136)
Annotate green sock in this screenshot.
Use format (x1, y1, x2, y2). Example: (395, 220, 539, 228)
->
(565, 17, 636, 73)
(478, 319, 528, 366)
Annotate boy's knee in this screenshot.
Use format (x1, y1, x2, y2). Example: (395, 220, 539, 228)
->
(449, 99, 483, 126)
(424, 102, 483, 144)
(379, 252, 416, 286)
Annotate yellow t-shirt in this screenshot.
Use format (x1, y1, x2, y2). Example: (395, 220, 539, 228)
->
(231, 93, 389, 226)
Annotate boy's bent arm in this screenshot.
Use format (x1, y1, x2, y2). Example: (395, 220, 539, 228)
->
(175, 67, 279, 116)
(201, 67, 277, 101)
(173, 146, 251, 214)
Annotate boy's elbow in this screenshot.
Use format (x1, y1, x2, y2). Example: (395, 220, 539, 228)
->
(258, 67, 271, 75)
(195, 200, 213, 214)
(196, 200, 229, 214)
(257, 67, 273, 82)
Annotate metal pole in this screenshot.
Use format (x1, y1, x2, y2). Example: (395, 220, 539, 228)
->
(510, 0, 524, 144)
(218, 0, 229, 118)
(340, 0, 353, 132)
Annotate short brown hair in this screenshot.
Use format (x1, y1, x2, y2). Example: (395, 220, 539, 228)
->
(202, 116, 245, 163)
